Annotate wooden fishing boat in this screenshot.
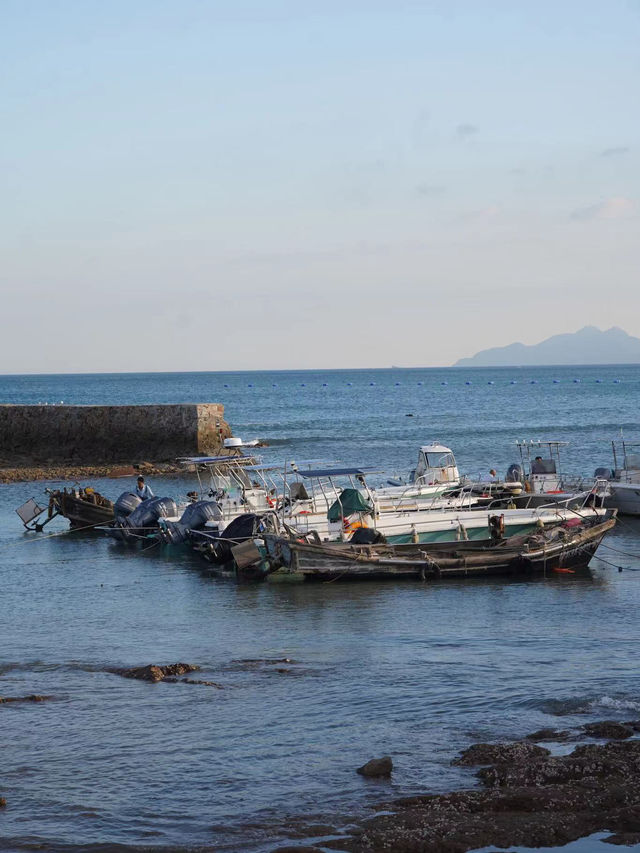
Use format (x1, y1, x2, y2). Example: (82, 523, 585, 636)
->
(46, 487, 115, 529)
(262, 514, 617, 582)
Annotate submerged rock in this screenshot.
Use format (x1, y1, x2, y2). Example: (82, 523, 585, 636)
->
(0, 797, 5, 807)
(272, 847, 326, 853)
(357, 757, 393, 778)
(163, 677, 223, 688)
(583, 721, 634, 739)
(525, 727, 572, 742)
(453, 741, 550, 766)
(107, 663, 199, 683)
(0, 694, 53, 704)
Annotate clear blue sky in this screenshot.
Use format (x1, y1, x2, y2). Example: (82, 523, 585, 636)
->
(2, 0, 639, 372)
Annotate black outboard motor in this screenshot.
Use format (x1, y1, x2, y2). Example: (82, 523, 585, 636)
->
(594, 467, 613, 481)
(207, 513, 263, 565)
(349, 527, 387, 545)
(114, 491, 142, 522)
(505, 463, 524, 483)
(160, 501, 222, 545)
(112, 496, 178, 542)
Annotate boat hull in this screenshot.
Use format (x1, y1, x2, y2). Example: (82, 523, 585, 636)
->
(263, 516, 616, 582)
(605, 483, 640, 516)
(48, 489, 115, 529)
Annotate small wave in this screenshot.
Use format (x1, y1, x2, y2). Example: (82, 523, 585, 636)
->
(539, 694, 640, 716)
(588, 695, 640, 712)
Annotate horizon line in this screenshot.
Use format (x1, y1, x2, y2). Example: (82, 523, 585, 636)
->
(1, 362, 639, 378)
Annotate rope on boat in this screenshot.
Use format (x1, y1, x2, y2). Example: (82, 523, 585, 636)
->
(591, 553, 626, 571)
(596, 541, 640, 559)
(1, 520, 115, 548)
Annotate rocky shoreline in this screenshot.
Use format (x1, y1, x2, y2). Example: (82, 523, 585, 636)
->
(0, 460, 184, 484)
(275, 722, 640, 853)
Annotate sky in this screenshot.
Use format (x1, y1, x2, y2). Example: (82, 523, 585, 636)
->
(1, 0, 639, 373)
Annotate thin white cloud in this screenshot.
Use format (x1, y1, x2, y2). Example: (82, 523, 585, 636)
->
(570, 196, 636, 221)
(416, 183, 446, 197)
(456, 123, 479, 139)
(600, 146, 629, 157)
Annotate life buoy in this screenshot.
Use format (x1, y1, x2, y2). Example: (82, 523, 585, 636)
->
(266, 496, 275, 507)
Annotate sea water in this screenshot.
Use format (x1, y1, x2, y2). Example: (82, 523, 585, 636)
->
(1, 365, 639, 851)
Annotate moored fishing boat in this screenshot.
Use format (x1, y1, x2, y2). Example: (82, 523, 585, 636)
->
(42, 486, 115, 530)
(262, 513, 617, 582)
(285, 480, 609, 544)
(595, 439, 640, 516)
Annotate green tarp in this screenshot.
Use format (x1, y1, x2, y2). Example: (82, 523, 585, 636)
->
(327, 488, 373, 522)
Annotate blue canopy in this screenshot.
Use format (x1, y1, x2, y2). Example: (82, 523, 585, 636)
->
(178, 455, 255, 464)
(298, 467, 380, 478)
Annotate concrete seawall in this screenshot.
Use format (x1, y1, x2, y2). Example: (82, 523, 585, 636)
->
(0, 404, 231, 465)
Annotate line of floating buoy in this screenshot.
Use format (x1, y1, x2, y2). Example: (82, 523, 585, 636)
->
(221, 377, 624, 389)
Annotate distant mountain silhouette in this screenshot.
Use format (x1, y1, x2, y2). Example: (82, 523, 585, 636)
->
(454, 326, 640, 366)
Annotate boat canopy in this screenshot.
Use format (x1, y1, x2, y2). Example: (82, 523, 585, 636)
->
(420, 443, 453, 454)
(327, 488, 374, 522)
(178, 455, 256, 465)
(297, 467, 380, 478)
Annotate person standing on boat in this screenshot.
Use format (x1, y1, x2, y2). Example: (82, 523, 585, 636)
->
(135, 476, 154, 501)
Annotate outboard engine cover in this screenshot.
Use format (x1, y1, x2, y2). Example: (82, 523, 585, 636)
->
(160, 501, 222, 546)
(179, 500, 221, 530)
(349, 527, 387, 545)
(505, 463, 523, 483)
(210, 513, 263, 565)
(594, 467, 613, 481)
(114, 491, 142, 521)
(124, 496, 178, 532)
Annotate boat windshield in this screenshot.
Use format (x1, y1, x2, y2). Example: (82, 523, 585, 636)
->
(425, 452, 456, 468)
(531, 458, 556, 474)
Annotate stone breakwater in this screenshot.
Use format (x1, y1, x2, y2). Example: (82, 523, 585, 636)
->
(0, 403, 231, 479)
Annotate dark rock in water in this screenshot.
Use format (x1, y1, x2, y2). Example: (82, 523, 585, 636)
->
(272, 847, 326, 853)
(525, 727, 572, 742)
(326, 731, 640, 853)
(583, 721, 634, 739)
(604, 832, 640, 845)
(625, 720, 640, 732)
(454, 741, 550, 766)
(107, 663, 199, 683)
(357, 756, 393, 778)
(0, 797, 5, 807)
(0, 694, 53, 704)
(163, 677, 223, 688)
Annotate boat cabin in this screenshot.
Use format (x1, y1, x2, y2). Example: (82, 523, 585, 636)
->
(600, 440, 640, 484)
(410, 443, 460, 485)
(514, 440, 567, 494)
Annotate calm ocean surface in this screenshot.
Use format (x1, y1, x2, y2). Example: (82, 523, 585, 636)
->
(1, 365, 640, 852)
